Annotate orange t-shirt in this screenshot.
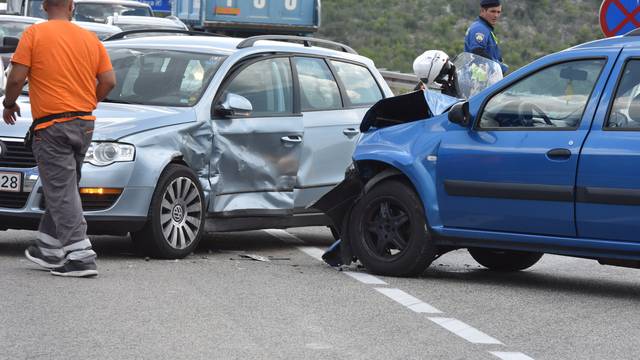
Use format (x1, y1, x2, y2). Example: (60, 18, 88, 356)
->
(11, 20, 113, 130)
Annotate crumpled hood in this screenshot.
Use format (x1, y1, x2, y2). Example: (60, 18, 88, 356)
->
(0, 96, 197, 140)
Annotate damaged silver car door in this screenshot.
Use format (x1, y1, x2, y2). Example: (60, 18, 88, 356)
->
(210, 56, 304, 213)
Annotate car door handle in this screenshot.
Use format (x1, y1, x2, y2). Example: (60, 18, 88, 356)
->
(546, 148, 571, 160)
(281, 135, 303, 144)
(343, 128, 360, 137)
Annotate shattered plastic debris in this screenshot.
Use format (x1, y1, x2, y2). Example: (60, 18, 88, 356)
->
(239, 254, 270, 262)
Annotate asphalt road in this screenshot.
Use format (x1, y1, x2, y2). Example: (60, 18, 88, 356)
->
(1, 227, 639, 360)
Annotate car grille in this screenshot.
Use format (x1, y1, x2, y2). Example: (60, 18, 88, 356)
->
(40, 193, 121, 212)
(0, 192, 30, 209)
(0, 139, 36, 168)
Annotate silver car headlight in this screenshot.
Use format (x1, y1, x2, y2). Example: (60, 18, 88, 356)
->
(84, 142, 135, 166)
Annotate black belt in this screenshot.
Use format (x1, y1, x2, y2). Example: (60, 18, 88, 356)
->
(24, 111, 92, 148)
(34, 111, 92, 124)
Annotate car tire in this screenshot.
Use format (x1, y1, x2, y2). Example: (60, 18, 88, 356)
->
(349, 179, 436, 277)
(468, 248, 543, 272)
(131, 164, 205, 259)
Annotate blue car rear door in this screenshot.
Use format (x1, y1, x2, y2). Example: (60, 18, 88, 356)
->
(577, 49, 640, 241)
(436, 51, 616, 237)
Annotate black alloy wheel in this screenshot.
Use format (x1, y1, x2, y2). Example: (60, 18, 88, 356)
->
(350, 179, 436, 277)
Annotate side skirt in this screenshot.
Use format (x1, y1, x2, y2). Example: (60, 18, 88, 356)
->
(433, 226, 640, 262)
(205, 211, 331, 233)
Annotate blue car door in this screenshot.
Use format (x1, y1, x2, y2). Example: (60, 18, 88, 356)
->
(436, 53, 613, 236)
(577, 50, 640, 241)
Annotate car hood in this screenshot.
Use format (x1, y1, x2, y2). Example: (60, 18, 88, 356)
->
(0, 97, 197, 140)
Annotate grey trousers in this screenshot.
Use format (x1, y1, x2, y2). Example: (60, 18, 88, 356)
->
(32, 119, 97, 264)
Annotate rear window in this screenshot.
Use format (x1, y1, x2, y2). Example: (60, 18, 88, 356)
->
(330, 60, 383, 106)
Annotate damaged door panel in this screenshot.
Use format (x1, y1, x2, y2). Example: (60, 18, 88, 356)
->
(210, 56, 304, 213)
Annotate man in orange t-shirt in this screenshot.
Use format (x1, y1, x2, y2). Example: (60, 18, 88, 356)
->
(1, 0, 115, 277)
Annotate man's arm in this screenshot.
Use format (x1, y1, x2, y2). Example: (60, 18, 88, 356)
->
(2, 63, 29, 125)
(96, 70, 116, 103)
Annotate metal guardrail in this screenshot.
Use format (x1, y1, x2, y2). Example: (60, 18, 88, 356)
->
(379, 69, 418, 93)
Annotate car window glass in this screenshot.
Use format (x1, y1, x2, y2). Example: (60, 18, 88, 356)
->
(106, 48, 225, 106)
(75, 4, 151, 23)
(479, 59, 605, 129)
(293, 57, 341, 111)
(27, 0, 46, 18)
(606, 60, 640, 129)
(330, 60, 383, 106)
(0, 21, 35, 38)
(222, 58, 293, 116)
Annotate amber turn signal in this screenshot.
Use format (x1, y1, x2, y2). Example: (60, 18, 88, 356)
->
(79, 188, 123, 195)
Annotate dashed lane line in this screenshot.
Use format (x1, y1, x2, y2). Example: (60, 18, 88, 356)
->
(490, 352, 536, 360)
(344, 271, 388, 285)
(375, 288, 442, 313)
(265, 229, 535, 359)
(428, 317, 503, 345)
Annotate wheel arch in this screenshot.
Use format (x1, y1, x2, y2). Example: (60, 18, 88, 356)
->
(354, 156, 442, 228)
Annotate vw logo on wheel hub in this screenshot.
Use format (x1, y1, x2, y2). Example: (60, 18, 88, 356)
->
(172, 205, 184, 222)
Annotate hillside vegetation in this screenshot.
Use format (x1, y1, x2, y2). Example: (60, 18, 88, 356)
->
(318, 0, 604, 73)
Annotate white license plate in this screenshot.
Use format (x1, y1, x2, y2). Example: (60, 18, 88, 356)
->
(0, 171, 21, 192)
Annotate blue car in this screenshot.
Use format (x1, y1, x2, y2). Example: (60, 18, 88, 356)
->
(315, 31, 640, 277)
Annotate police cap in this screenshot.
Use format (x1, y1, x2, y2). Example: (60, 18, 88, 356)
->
(480, 0, 501, 7)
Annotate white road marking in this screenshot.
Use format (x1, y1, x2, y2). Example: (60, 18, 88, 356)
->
(263, 229, 325, 261)
(269, 230, 535, 359)
(490, 352, 535, 360)
(428, 317, 503, 345)
(296, 246, 325, 261)
(375, 288, 442, 313)
(344, 271, 388, 285)
(264, 229, 305, 244)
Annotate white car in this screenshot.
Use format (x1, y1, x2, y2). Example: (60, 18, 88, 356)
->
(107, 15, 187, 33)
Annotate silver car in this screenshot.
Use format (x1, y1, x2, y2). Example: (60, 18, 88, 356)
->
(0, 33, 392, 258)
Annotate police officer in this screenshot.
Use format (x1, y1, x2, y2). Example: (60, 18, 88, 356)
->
(464, 0, 508, 74)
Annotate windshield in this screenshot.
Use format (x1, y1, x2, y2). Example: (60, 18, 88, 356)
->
(74, 3, 152, 23)
(105, 48, 225, 107)
(453, 52, 503, 99)
(0, 21, 36, 38)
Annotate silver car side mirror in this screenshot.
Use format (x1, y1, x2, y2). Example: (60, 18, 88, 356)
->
(215, 93, 253, 118)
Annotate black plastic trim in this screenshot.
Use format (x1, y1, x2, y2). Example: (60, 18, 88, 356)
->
(444, 180, 574, 202)
(576, 186, 640, 205)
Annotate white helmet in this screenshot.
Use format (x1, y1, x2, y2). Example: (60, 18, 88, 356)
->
(413, 50, 450, 88)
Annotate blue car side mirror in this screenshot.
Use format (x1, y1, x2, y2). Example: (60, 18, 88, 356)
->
(448, 101, 471, 127)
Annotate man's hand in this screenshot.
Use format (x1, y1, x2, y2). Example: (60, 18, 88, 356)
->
(3, 103, 21, 125)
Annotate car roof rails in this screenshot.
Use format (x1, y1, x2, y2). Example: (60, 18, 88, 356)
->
(104, 29, 228, 41)
(236, 35, 358, 55)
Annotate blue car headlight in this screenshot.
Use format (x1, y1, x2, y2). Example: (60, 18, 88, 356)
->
(84, 142, 135, 166)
